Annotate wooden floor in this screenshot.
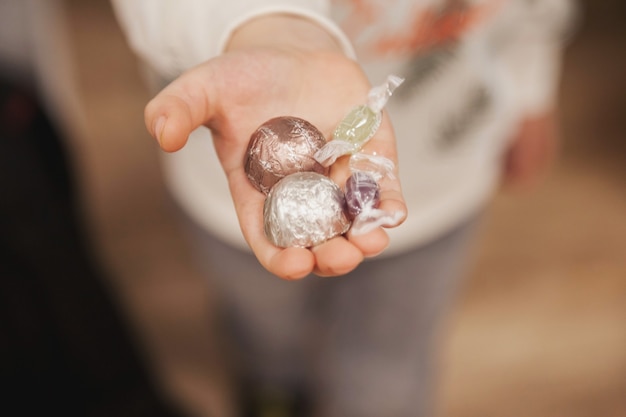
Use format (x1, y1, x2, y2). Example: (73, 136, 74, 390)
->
(66, 1, 626, 416)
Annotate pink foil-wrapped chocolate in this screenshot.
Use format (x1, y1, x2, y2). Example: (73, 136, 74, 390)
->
(264, 172, 351, 248)
(245, 116, 328, 194)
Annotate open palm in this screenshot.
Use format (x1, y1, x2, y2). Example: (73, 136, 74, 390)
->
(145, 46, 406, 279)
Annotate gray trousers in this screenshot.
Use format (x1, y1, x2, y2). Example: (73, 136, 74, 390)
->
(186, 215, 480, 417)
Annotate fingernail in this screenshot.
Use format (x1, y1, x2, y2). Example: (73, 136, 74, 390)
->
(153, 116, 166, 147)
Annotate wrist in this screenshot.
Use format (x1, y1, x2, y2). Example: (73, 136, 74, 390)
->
(225, 13, 347, 55)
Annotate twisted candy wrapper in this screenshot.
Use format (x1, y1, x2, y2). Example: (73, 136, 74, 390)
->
(314, 74, 404, 167)
(345, 153, 404, 236)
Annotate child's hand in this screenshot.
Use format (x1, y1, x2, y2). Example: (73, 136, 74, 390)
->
(502, 110, 560, 189)
(143, 15, 406, 280)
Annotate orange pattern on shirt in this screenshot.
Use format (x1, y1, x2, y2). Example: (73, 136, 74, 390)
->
(335, 0, 505, 58)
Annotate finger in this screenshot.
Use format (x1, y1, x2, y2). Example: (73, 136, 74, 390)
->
(347, 227, 390, 258)
(270, 247, 316, 280)
(311, 237, 364, 277)
(227, 168, 316, 280)
(377, 181, 408, 226)
(362, 116, 407, 216)
(144, 65, 218, 152)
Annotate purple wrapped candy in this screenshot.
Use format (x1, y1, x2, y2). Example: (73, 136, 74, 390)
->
(245, 116, 328, 194)
(264, 172, 351, 248)
(345, 171, 380, 220)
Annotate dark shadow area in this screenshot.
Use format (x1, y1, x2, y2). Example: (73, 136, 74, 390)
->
(560, 1, 626, 172)
(0, 79, 186, 417)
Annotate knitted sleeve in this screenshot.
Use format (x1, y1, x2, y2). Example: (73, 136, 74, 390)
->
(494, 0, 579, 115)
(110, 0, 354, 79)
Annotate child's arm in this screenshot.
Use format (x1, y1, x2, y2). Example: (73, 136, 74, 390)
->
(111, 2, 407, 279)
(502, 110, 560, 188)
(497, 0, 578, 188)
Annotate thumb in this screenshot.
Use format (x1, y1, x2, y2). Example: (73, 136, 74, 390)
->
(144, 65, 218, 152)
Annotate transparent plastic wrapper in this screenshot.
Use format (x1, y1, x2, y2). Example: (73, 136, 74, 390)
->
(345, 153, 404, 236)
(264, 172, 351, 248)
(314, 74, 404, 167)
(345, 171, 380, 220)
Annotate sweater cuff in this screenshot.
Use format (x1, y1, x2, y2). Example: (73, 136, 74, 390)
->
(510, 43, 563, 116)
(215, 5, 356, 59)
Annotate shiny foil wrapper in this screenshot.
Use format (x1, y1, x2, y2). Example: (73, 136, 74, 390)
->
(264, 172, 351, 248)
(245, 116, 328, 194)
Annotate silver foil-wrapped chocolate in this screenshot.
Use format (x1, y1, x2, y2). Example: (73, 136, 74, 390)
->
(264, 172, 351, 248)
(245, 116, 328, 194)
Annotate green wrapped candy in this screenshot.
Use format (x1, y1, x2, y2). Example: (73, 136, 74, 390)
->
(333, 105, 381, 152)
(314, 74, 404, 167)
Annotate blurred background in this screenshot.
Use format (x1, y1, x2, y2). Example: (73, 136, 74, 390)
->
(1, 0, 625, 416)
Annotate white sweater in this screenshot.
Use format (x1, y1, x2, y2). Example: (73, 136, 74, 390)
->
(111, 0, 575, 255)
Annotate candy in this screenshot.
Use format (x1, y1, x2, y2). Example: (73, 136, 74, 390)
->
(344, 153, 404, 236)
(245, 116, 328, 194)
(332, 105, 382, 154)
(349, 153, 396, 181)
(345, 171, 381, 219)
(264, 172, 351, 248)
(314, 74, 404, 167)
